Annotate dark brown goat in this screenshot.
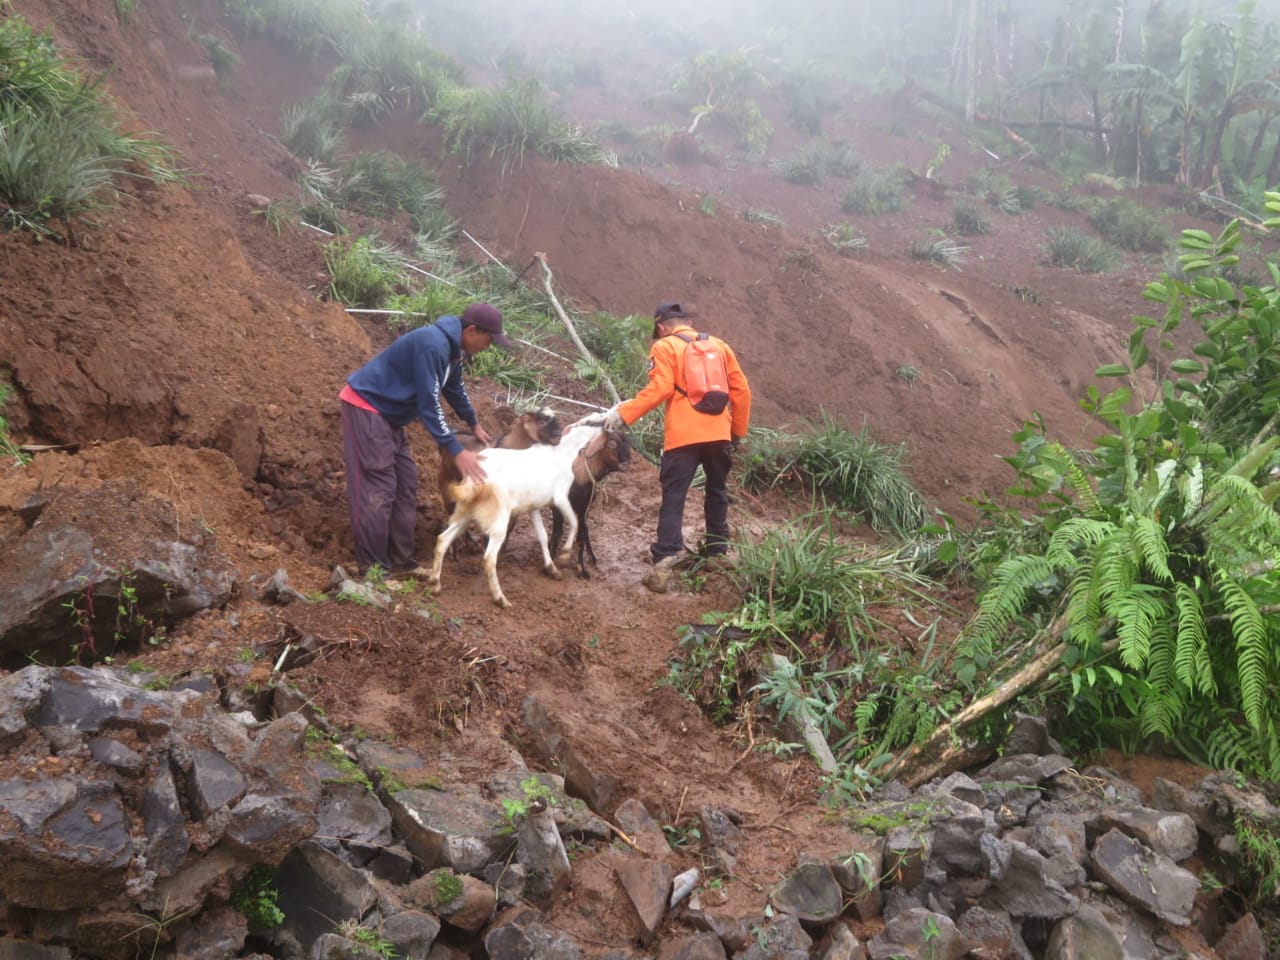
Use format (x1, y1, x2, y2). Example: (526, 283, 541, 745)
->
(550, 425, 631, 578)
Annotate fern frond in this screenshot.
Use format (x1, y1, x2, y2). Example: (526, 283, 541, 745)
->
(1130, 516, 1173, 582)
(1202, 720, 1259, 775)
(1172, 582, 1215, 696)
(1141, 617, 1181, 738)
(968, 554, 1058, 642)
(1065, 566, 1103, 649)
(1046, 518, 1113, 568)
(853, 692, 880, 738)
(1113, 583, 1166, 670)
(1214, 563, 1270, 732)
(1094, 530, 1139, 613)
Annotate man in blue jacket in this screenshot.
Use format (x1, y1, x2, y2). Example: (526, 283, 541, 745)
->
(340, 302, 511, 577)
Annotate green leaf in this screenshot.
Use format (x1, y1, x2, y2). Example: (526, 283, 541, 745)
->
(1096, 363, 1131, 377)
(1169, 359, 1204, 373)
(1180, 229, 1214, 249)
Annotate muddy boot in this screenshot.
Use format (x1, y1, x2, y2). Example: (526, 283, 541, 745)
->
(642, 552, 690, 593)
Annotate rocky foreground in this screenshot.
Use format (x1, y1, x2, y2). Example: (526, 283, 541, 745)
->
(1, 661, 1276, 960)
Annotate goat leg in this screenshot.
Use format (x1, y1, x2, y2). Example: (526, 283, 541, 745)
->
(482, 509, 513, 608)
(528, 511, 562, 581)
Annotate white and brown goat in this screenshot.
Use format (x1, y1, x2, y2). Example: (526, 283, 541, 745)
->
(428, 416, 621, 608)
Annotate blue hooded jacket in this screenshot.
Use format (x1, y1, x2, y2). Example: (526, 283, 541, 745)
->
(346, 315, 477, 456)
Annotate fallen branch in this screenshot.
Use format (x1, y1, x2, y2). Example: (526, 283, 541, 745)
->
(535, 253, 621, 405)
(886, 616, 1118, 786)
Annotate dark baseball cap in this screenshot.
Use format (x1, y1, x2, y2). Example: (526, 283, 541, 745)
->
(461, 302, 512, 348)
(654, 301, 689, 322)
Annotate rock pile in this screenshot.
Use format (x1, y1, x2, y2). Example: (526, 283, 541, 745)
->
(1, 671, 1274, 959)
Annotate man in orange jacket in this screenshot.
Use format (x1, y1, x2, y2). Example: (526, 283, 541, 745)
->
(606, 302, 751, 586)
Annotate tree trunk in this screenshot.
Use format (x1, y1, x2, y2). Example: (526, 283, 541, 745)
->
(964, 0, 980, 122)
(1114, 0, 1127, 62)
(1198, 103, 1236, 190)
(1242, 112, 1273, 181)
(1091, 88, 1107, 163)
(1265, 131, 1280, 188)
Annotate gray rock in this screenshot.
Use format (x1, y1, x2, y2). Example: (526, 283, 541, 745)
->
(1044, 902, 1125, 960)
(275, 840, 378, 951)
(658, 932, 727, 960)
(1091, 829, 1199, 926)
(992, 840, 1080, 919)
(737, 913, 812, 960)
(172, 903, 247, 960)
(315, 780, 394, 867)
(614, 797, 673, 860)
(381, 909, 442, 960)
(521, 696, 619, 815)
(616, 858, 673, 944)
(517, 800, 571, 905)
(188, 747, 247, 819)
(484, 906, 582, 960)
(384, 782, 512, 874)
(483, 860, 528, 908)
(1215, 912, 1267, 960)
(867, 907, 966, 960)
(818, 923, 866, 960)
(1096, 807, 1198, 863)
(884, 825, 930, 891)
(1003, 714, 1064, 756)
(0, 777, 131, 910)
(928, 799, 985, 873)
(0, 939, 75, 960)
(142, 762, 190, 877)
(0, 486, 234, 664)
(770, 861, 843, 923)
(831, 835, 884, 921)
(957, 905, 1032, 960)
(224, 792, 318, 863)
(87, 736, 144, 773)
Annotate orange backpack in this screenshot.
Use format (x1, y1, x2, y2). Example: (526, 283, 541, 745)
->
(673, 332, 730, 415)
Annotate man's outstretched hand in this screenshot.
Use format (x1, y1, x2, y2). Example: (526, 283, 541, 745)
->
(455, 449, 488, 482)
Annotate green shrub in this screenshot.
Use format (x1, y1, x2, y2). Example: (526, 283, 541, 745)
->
(950, 198, 991, 235)
(431, 76, 607, 172)
(823, 222, 868, 256)
(739, 414, 926, 538)
(774, 144, 826, 185)
(0, 376, 29, 466)
(281, 95, 345, 164)
(1087, 198, 1170, 252)
(323, 236, 407, 306)
(0, 16, 178, 233)
(841, 167, 906, 215)
(910, 235, 968, 269)
(338, 152, 455, 236)
(1043, 226, 1119, 273)
(197, 34, 240, 87)
(231, 866, 284, 931)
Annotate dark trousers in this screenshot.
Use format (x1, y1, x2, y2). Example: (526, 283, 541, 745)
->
(653, 440, 733, 562)
(341, 403, 418, 574)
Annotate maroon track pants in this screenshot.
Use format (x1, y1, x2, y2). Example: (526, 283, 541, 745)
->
(340, 402, 419, 574)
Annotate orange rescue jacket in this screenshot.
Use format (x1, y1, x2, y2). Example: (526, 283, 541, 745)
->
(616, 324, 751, 450)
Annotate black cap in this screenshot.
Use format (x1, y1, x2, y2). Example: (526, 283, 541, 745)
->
(654, 301, 689, 322)
(461, 302, 512, 348)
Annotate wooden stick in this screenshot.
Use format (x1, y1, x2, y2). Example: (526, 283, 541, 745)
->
(885, 614, 1102, 785)
(535, 253, 622, 405)
(603, 818, 645, 854)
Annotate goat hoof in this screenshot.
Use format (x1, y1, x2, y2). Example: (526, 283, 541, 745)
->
(493, 595, 511, 609)
(544, 565, 563, 581)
